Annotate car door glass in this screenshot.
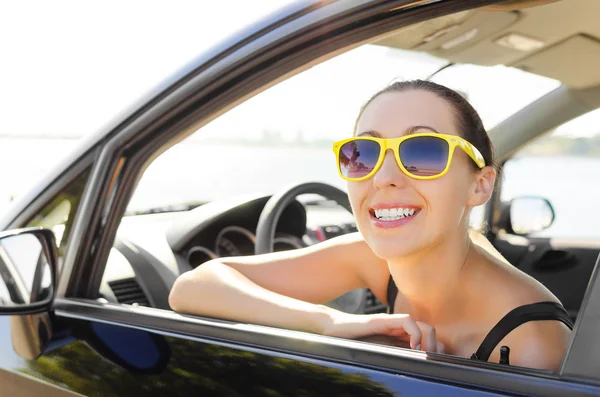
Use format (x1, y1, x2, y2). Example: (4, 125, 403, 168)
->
(26, 168, 91, 270)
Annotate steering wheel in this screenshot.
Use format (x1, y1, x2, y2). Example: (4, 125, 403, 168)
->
(255, 182, 367, 314)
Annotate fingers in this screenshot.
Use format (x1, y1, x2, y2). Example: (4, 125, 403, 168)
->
(416, 321, 436, 352)
(373, 314, 440, 352)
(388, 315, 422, 349)
(436, 340, 445, 354)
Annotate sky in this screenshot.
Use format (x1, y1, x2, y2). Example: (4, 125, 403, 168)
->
(0, 0, 295, 138)
(1, 0, 599, 143)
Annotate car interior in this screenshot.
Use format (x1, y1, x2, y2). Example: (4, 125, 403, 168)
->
(89, 0, 600, 367)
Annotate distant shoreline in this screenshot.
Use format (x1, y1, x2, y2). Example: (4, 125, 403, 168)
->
(1, 135, 599, 157)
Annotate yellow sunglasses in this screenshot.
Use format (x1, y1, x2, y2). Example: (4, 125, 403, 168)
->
(332, 132, 485, 181)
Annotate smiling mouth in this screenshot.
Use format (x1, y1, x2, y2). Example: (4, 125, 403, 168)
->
(369, 207, 421, 221)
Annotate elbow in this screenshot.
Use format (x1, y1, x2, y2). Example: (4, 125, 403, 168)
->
(169, 260, 223, 313)
(169, 272, 194, 312)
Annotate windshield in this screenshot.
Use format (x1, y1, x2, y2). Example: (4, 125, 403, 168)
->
(127, 44, 560, 213)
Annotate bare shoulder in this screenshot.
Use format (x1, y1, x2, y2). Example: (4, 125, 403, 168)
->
(488, 319, 571, 371)
(470, 234, 559, 303)
(475, 282, 571, 371)
(469, 247, 571, 370)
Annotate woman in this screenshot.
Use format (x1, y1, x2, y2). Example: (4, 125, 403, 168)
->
(169, 80, 572, 370)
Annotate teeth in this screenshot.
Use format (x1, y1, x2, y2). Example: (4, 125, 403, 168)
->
(373, 207, 418, 220)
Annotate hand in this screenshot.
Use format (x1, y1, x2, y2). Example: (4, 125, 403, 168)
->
(324, 312, 445, 353)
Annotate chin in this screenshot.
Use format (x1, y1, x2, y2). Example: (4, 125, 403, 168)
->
(364, 236, 420, 261)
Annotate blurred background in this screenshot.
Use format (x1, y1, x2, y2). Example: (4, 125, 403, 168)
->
(0, 0, 292, 213)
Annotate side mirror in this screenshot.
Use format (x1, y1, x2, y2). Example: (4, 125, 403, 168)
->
(0, 228, 57, 315)
(500, 196, 555, 235)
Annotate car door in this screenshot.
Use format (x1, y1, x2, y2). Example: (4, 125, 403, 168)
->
(1, 0, 600, 396)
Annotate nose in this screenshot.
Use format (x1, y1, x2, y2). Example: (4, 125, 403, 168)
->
(372, 149, 410, 189)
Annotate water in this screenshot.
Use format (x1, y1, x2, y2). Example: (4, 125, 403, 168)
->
(0, 138, 79, 213)
(502, 157, 600, 239)
(1, 138, 599, 239)
(129, 143, 346, 210)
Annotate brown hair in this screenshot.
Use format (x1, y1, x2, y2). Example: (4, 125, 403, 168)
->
(354, 79, 498, 172)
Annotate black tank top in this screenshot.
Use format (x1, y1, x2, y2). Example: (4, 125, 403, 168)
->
(386, 275, 574, 362)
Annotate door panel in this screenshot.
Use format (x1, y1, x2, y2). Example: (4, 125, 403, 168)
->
(0, 369, 83, 397)
(0, 315, 509, 397)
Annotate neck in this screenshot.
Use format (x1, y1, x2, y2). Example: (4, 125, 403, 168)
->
(388, 228, 472, 324)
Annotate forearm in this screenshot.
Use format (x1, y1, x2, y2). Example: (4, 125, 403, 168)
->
(169, 261, 338, 334)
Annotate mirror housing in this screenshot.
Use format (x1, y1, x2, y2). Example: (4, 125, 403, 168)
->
(0, 227, 57, 315)
(499, 196, 555, 236)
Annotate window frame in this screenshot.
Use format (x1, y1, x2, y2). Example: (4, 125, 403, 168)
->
(484, 84, 598, 238)
(43, 0, 600, 390)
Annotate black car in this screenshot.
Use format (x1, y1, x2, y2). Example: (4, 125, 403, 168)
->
(1, 0, 600, 395)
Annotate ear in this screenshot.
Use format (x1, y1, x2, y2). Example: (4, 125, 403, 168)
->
(467, 166, 496, 207)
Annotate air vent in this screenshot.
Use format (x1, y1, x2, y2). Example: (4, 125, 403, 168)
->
(364, 289, 387, 314)
(108, 278, 150, 306)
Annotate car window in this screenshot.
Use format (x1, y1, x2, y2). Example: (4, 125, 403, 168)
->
(501, 109, 600, 239)
(127, 44, 558, 217)
(26, 168, 91, 268)
(96, 2, 600, 386)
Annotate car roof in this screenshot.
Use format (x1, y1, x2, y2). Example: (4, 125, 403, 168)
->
(376, 0, 600, 90)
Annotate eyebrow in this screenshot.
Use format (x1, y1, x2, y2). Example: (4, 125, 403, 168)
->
(356, 125, 440, 137)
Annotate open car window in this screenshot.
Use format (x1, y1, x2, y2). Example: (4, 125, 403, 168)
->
(501, 108, 600, 239)
(128, 45, 559, 216)
(92, 1, 600, 390)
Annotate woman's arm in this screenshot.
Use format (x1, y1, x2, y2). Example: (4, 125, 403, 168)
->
(168, 232, 439, 350)
(169, 232, 377, 330)
(170, 259, 339, 334)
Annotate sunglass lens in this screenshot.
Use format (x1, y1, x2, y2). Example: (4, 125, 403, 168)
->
(339, 139, 380, 179)
(399, 136, 449, 177)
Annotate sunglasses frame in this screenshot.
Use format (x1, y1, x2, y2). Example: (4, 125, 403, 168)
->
(332, 132, 486, 181)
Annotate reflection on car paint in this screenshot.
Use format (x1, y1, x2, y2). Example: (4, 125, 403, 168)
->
(8, 318, 506, 396)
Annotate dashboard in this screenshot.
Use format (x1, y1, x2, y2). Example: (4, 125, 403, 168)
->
(171, 194, 312, 268)
(186, 224, 305, 267)
(98, 193, 379, 313)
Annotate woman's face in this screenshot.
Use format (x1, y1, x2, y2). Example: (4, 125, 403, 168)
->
(348, 90, 493, 260)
